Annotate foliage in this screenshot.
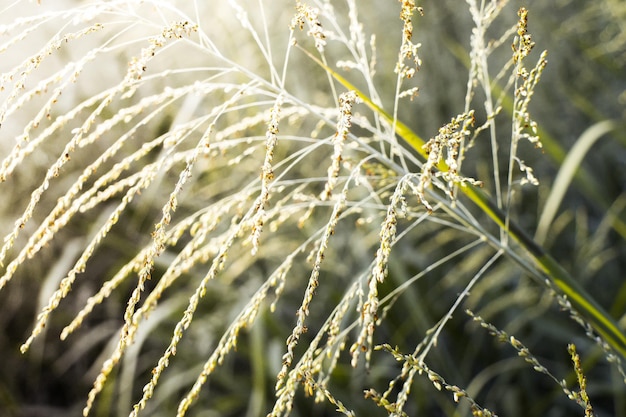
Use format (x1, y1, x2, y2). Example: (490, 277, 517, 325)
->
(0, 1, 625, 416)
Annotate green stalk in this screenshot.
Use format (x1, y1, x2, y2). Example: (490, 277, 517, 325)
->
(302, 48, 626, 358)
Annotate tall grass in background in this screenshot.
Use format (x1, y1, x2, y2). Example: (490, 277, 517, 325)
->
(0, 1, 625, 416)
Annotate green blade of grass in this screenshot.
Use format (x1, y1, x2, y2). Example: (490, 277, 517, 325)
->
(301, 48, 626, 359)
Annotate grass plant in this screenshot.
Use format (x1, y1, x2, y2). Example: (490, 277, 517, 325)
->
(0, 1, 624, 416)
